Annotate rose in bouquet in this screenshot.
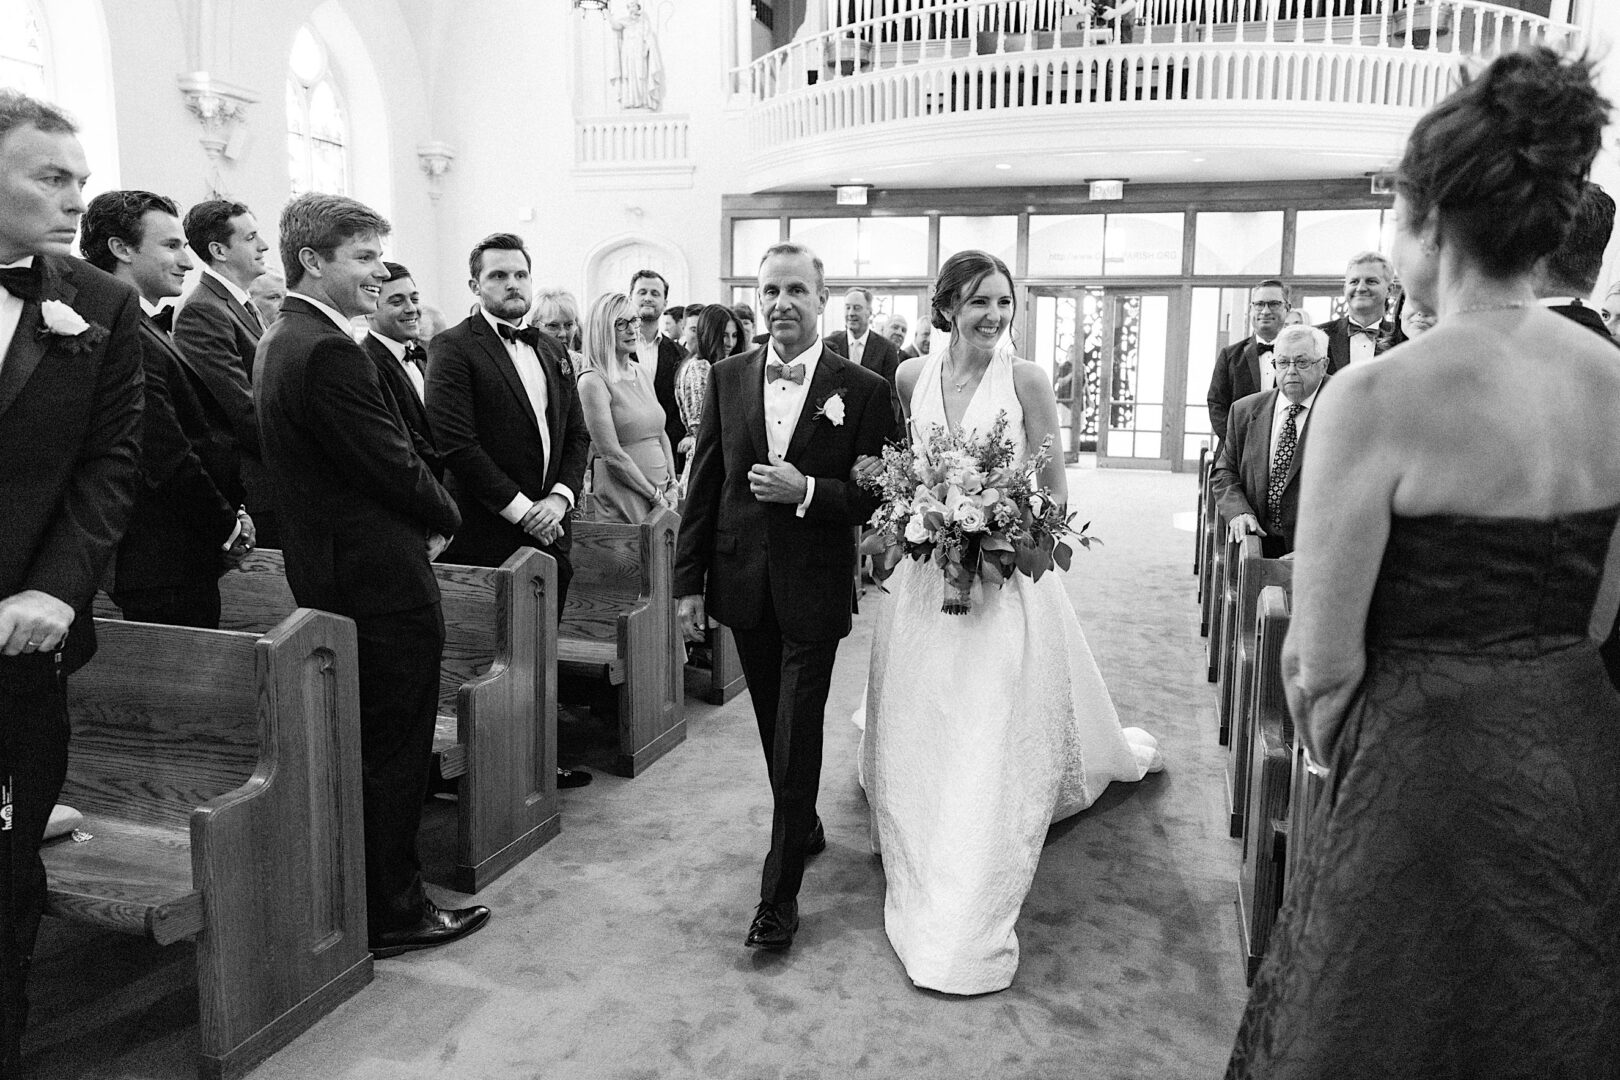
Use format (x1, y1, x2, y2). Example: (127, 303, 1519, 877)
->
(859, 411, 1095, 614)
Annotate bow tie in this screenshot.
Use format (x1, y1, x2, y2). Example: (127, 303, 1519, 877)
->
(0, 265, 41, 303)
(1255, 340, 1274, 355)
(1348, 322, 1380, 339)
(497, 322, 542, 350)
(403, 341, 427, 365)
(150, 307, 175, 333)
(767, 361, 806, 384)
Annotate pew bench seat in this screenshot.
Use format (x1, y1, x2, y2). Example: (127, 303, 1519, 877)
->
(558, 638, 625, 684)
(44, 817, 201, 945)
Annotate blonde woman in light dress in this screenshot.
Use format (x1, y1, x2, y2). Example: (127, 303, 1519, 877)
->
(578, 292, 678, 523)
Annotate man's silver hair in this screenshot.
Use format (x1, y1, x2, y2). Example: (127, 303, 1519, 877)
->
(1274, 324, 1329, 358)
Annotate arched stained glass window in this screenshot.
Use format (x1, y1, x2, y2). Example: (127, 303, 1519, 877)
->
(286, 25, 349, 196)
(0, 0, 49, 97)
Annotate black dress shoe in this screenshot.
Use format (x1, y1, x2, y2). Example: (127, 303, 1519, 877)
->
(745, 899, 799, 951)
(804, 817, 826, 857)
(557, 767, 592, 789)
(370, 899, 491, 959)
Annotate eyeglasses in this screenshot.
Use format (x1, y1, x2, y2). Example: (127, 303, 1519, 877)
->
(1251, 300, 1288, 312)
(613, 318, 637, 330)
(1271, 355, 1322, 371)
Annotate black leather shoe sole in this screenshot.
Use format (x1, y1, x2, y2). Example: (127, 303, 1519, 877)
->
(370, 906, 491, 959)
(557, 768, 593, 789)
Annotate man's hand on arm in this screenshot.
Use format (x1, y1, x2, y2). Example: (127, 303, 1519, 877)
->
(1229, 514, 1267, 542)
(0, 590, 75, 656)
(748, 463, 808, 505)
(677, 595, 707, 644)
(426, 533, 452, 561)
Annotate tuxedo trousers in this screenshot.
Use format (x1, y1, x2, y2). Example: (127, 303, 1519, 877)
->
(0, 655, 69, 1070)
(353, 604, 444, 935)
(731, 594, 841, 905)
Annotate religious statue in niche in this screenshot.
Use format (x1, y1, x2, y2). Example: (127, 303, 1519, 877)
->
(610, 0, 668, 112)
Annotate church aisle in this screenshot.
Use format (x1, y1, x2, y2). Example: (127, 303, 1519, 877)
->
(28, 465, 1246, 1080)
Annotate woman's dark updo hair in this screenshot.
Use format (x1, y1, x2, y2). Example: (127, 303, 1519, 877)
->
(931, 249, 1017, 332)
(1396, 47, 1609, 279)
(694, 303, 740, 362)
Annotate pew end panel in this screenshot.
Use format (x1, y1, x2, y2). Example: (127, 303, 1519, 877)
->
(684, 621, 745, 705)
(562, 509, 686, 777)
(441, 548, 561, 894)
(1236, 586, 1293, 984)
(1226, 540, 1294, 838)
(1211, 526, 1241, 721)
(1286, 724, 1329, 901)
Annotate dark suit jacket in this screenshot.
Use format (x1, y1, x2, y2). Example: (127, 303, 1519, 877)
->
(425, 311, 590, 568)
(1206, 335, 1275, 444)
(254, 296, 459, 617)
(649, 334, 686, 464)
(1318, 316, 1394, 375)
(1209, 385, 1322, 557)
(674, 343, 896, 642)
(0, 255, 144, 671)
(825, 330, 902, 386)
(1549, 301, 1620, 344)
(112, 317, 239, 595)
(174, 271, 267, 512)
(363, 332, 441, 479)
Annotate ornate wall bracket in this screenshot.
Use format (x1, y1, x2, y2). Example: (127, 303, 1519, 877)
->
(177, 72, 258, 197)
(416, 142, 456, 201)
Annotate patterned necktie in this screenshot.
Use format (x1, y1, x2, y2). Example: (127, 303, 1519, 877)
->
(767, 361, 805, 384)
(497, 322, 542, 350)
(242, 299, 264, 333)
(1267, 403, 1304, 530)
(0, 265, 41, 303)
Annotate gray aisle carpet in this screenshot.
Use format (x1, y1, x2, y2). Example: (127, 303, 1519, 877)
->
(26, 463, 1248, 1080)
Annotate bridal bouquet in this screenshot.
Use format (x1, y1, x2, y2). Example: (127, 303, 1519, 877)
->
(859, 411, 1094, 614)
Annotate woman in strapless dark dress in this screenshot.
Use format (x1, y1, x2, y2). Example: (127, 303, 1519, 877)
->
(1227, 49, 1620, 1079)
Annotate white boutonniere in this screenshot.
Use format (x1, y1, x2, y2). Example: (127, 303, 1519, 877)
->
(35, 300, 106, 356)
(814, 389, 846, 426)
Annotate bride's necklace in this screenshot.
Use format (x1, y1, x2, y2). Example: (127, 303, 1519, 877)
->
(944, 357, 987, 393)
(1451, 299, 1534, 317)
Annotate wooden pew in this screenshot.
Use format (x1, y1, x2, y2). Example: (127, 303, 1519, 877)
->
(1285, 720, 1330, 899)
(1194, 443, 1210, 581)
(684, 621, 746, 704)
(1199, 462, 1222, 638)
(1207, 524, 1237, 691)
(561, 507, 685, 776)
(97, 546, 562, 894)
(1236, 585, 1293, 983)
(1224, 537, 1294, 836)
(45, 612, 371, 1080)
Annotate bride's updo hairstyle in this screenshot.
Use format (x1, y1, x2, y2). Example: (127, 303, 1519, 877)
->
(1395, 47, 1608, 279)
(931, 249, 1017, 332)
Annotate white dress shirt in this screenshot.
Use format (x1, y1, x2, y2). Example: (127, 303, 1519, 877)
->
(369, 330, 425, 403)
(1346, 316, 1381, 367)
(0, 256, 33, 377)
(479, 308, 574, 524)
(1268, 383, 1323, 464)
(634, 327, 661, 373)
(846, 330, 868, 367)
(1255, 337, 1277, 392)
(202, 263, 253, 306)
(763, 339, 822, 517)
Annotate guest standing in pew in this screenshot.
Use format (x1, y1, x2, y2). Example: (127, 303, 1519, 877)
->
(173, 198, 276, 546)
(577, 291, 678, 523)
(675, 303, 744, 494)
(629, 271, 688, 472)
(425, 233, 594, 789)
(1316, 252, 1394, 375)
(80, 190, 255, 628)
(0, 90, 144, 1072)
(363, 261, 441, 479)
(675, 242, 896, 952)
(255, 193, 490, 958)
(1227, 48, 1620, 1079)
(826, 286, 902, 387)
(1208, 324, 1328, 560)
(526, 286, 585, 374)
(247, 270, 286, 330)
(1208, 279, 1291, 445)
(1534, 181, 1620, 344)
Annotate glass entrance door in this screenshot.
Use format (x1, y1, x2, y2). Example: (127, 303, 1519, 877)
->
(1097, 291, 1175, 469)
(1030, 287, 1105, 462)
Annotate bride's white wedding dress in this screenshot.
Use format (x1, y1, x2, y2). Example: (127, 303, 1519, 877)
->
(860, 349, 1162, 996)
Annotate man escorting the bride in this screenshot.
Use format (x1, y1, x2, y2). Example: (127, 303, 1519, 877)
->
(861, 250, 1162, 996)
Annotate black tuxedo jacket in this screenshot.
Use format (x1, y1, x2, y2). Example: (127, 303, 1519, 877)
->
(1318, 316, 1394, 375)
(0, 255, 144, 670)
(674, 343, 897, 642)
(174, 272, 267, 511)
(1549, 301, 1620, 344)
(1209, 385, 1323, 557)
(649, 334, 686, 461)
(113, 317, 239, 594)
(254, 297, 459, 617)
(1206, 335, 1275, 443)
(363, 333, 441, 479)
(425, 311, 590, 568)
(825, 330, 902, 386)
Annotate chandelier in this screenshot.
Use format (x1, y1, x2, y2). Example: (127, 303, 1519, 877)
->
(573, 0, 610, 10)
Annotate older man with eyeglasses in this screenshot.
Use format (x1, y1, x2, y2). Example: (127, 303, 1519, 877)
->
(1209, 323, 1330, 559)
(1207, 278, 1291, 444)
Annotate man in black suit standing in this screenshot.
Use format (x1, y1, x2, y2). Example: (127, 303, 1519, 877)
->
(174, 198, 276, 545)
(630, 270, 687, 468)
(675, 242, 896, 952)
(256, 192, 488, 958)
(364, 262, 439, 477)
(826, 286, 901, 386)
(1209, 325, 1329, 559)
(1317, 252, 1394, 374)
(1207, 279, 1289, 444)
(80, 190, 254, 627)
(0, 90, 144, 1070)
(1535, 182, 1617, 342)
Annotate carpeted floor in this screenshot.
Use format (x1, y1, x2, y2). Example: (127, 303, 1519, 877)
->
(25, 463, 1249, 1080)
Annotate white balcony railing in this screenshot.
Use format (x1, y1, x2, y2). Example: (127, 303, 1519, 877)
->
(575, 114, 692, 166)
(733, 0, 1579, 103)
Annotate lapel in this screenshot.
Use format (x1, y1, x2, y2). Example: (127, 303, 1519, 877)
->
(471, 313, 541, 434)
(786, 349, 845, 465)
(739, 346, 770, 465)
(0, 256, 78, 424)
(1252, 389, 1279, 493)
(1243, 339, 1262, 393)
(204, 272, 262, 344)
(367, 334, 429, 428)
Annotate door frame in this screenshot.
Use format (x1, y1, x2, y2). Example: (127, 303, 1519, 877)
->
(1095, 286, 1188, 471)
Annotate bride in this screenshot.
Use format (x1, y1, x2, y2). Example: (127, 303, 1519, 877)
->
(860, 250, 1163, 996)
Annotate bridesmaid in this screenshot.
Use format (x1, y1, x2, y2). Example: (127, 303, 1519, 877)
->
(577, 292, 678, 523)
(674, 304, 742, 493)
